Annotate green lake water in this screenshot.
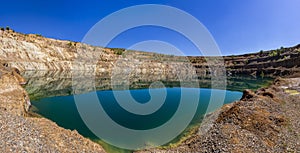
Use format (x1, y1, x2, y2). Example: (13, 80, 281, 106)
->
(23, 72, 273, 153)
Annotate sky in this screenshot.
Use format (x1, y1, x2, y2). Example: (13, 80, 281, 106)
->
(1, 0, 300, 56)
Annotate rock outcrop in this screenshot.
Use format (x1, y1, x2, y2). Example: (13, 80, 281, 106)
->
(0, 66, 105, 152)
(189, 46, 300, 77)
(1, 29, 299, 77)
(0, 67, 30, 116)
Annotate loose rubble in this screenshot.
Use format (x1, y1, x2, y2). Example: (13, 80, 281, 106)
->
(138, 77, 300, 153)
(0, 68, 105, 153)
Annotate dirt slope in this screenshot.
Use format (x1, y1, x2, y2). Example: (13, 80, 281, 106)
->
(138, 77, 300, 152)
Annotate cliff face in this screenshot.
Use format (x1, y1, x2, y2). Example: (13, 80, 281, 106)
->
(0, 30, 200, 80)
(0, 66, 30, 116)
(1, 29, 299, 77)
(224, 46, 300, 76)
(0, 29, 114, 71)
(0, 66, 106, 152)
(0, 29, 193, 78)
(188, 45, 300, 77)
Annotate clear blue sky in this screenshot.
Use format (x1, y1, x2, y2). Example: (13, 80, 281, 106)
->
(1, 0, 300, 55)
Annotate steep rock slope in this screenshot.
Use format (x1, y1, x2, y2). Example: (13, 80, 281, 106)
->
(0, 30, 199, 79)
(0, 66, 105, 152)
(1, 29, 299, 77)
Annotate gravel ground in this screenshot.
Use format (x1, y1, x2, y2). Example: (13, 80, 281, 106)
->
(138, 77, 300, 153)
(0, 69, 105, 153)
(0, 108, 105, 152)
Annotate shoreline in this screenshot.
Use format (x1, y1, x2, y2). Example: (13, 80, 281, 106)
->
(0, 68, 106, 152)
(0, 66, 300, 152)
(138, 76, 300, 152)
(1, 66, 299, 152)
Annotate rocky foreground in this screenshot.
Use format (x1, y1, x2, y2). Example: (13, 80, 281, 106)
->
(0, 67, 105, 152)
(138, 76, 300, 153)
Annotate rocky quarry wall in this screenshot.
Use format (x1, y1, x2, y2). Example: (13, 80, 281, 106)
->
(0, 30, 299, 78)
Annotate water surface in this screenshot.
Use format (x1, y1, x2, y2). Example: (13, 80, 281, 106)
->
(23, 71, 273, 152)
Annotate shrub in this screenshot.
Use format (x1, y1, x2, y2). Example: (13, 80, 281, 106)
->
(269, 51, 277, 57)
(5, 26, 10, 30)
(113, 48, 125, 55)
(67, 42, 73, 47)
(259, 50, 264, 56)
(0, 27, 4, 31)
(276, 49, 281, 56)
(280, 46, 284, 51)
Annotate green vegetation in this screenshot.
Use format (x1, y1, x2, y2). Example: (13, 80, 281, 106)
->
(260, 71, 265, 78)
(0, 27, 4, 31)
(67, 42, 78, 48)
(112, 48, 125, 55)
(269, 51, 277, 57)
(276, 49, 281, 56)
(269, 50, 279, 57)
(280, 46, 284, 51)
(269, 47, 285, 57)
(5, 26, 10, 31)
(35, 34, 42, 37)
(67, 42, 73, 47)
(278, 46, 285, 55)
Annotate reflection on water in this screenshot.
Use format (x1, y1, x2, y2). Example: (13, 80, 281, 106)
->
(22, 71, 273, 100)
(23, 71, 273, 152)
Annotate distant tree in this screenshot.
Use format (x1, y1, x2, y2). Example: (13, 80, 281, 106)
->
(5, 26, 10, 30)
(0, 27, 4, 31)
(280, 46, 284, 50)
(259, 50, 264, 56)
(276, 49, 281, 56)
